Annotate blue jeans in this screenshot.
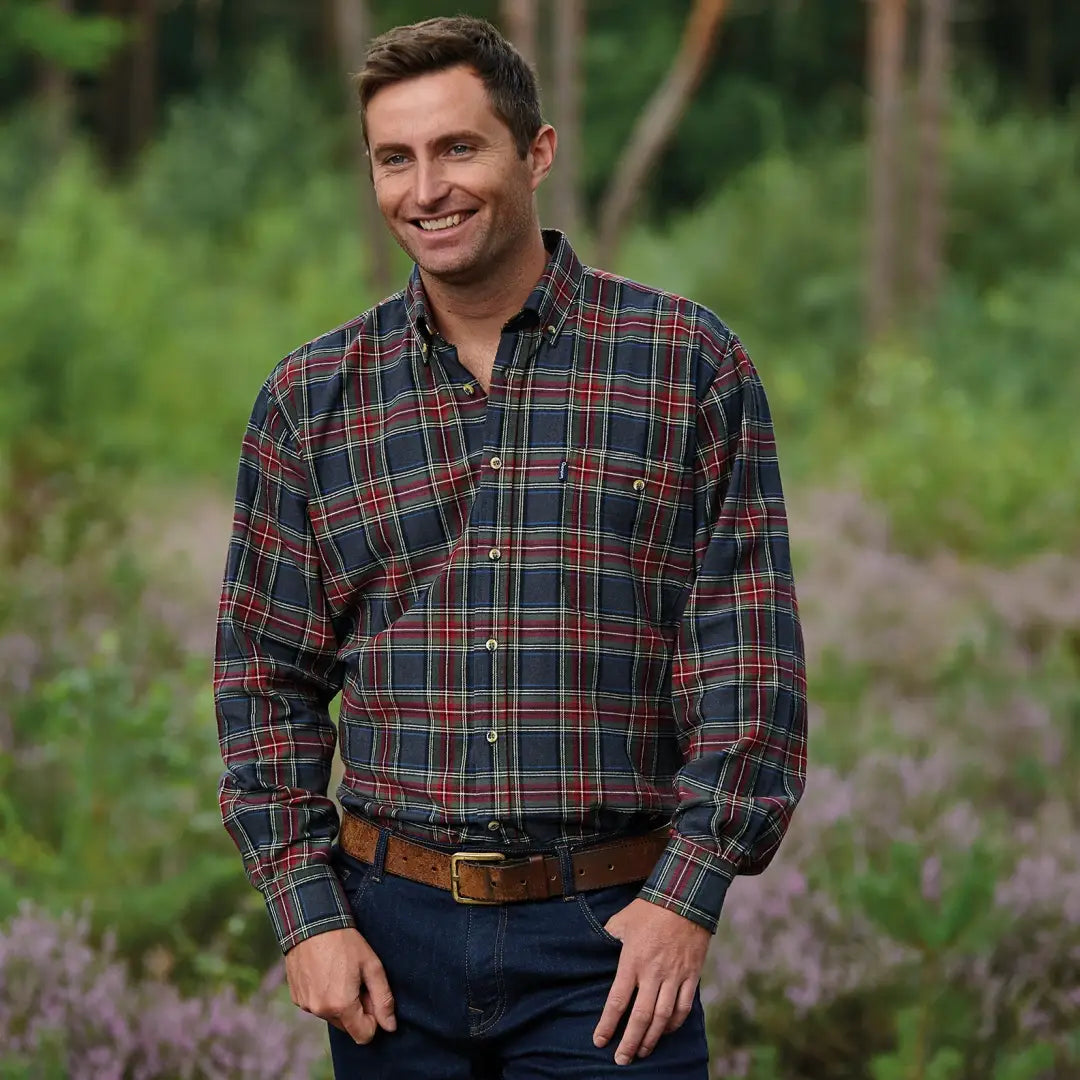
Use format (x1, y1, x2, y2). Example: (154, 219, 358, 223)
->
(327, 831, 710, 1078)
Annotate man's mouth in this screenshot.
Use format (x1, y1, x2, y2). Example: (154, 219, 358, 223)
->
(413, 211, 476, 232)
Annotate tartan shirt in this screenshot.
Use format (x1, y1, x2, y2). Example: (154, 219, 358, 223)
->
(214, 230, 807, 954)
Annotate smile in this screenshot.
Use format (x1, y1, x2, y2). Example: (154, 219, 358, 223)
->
(413, 211, 476, 232)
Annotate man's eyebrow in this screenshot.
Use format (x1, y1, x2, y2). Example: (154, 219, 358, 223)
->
(435, 130, 488, 146)
(370, 141, 411, 158)
(370, 130, 490, 158)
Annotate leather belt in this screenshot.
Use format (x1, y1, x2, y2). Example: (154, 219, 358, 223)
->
(338, 813, 670, 905)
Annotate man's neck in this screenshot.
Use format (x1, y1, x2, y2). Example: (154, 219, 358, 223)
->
(420, 231, 549, 346)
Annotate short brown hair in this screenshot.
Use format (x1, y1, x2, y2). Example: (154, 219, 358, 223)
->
(354, 16, 543, 159)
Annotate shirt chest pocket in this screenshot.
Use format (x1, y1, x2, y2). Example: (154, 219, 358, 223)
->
(561, 450, 692, 627)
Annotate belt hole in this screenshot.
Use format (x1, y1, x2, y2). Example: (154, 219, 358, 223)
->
(549, 873, 557, 881)
(577, 867, 585, 876)
(608, 863, 615, 871)
(519, 878, 526, 885)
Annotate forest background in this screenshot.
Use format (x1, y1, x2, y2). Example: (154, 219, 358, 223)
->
(1, 1, 1078, 1078)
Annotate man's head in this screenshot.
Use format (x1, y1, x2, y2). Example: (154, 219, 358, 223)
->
(355, 17, 556, 286)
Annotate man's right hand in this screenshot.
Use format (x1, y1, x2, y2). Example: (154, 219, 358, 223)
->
(284, 927, 397, 1044)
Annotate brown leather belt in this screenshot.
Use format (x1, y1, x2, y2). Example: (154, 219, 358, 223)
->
(338, 813, 670, 905)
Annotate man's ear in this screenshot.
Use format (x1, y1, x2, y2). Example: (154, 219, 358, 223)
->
(529, 124, 558, 190)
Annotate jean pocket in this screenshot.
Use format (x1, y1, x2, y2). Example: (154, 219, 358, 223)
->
(337, 855, 377, 912)
(575, 882, 642, 948)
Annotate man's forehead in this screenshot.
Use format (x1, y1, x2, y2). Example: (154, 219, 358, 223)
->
(366, 65, 498, 133)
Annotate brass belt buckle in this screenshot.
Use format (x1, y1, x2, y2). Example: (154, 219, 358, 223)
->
(450, 851, 505, 904)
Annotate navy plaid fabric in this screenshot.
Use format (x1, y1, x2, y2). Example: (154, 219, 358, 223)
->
(214, 230, 807, 953)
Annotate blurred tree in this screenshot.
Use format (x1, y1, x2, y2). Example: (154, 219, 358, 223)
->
(549, 0, 584, 238)
(38, 0, 74, 156)
(1024, 0, 1052, 109)
(194, 0, 223, 77)
(0, 0, 125, 157)
(866, 0, 908, 340)
(595, 0, 728, 267)
(330, 0, 394, 295)
(500, 0, 539, 69)
(96, 0, 159, 167)
(916, 0, 951, 312)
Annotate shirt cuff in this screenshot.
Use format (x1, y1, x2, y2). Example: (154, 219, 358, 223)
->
(261, 861, 356, 954)
(637, 831, 735, 934)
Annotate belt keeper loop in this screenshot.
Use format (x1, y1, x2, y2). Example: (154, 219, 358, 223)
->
(557, 844, 576, 899)
(372, 827, 390, 882)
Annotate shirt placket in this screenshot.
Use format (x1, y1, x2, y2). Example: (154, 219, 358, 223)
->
(476, 327, 532, 841)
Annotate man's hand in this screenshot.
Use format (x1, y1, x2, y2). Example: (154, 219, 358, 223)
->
(284, 927, 397, 1044)
(591, 898, 711, 1066)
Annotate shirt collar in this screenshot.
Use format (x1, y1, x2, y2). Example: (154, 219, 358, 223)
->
(404, 229, 583, 359)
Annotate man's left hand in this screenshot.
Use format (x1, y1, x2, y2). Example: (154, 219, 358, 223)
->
(591, 898, 711, 1066)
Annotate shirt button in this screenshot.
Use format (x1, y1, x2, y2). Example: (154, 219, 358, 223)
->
(633, 478, 646, 492)
(463, 382, 476, 395)
(486, 730, 498, 744)
(485, 637, 499, 651)
(488, 547, 501, 561)
(490, 456, 503, 470)
(487, 820, 500, 831)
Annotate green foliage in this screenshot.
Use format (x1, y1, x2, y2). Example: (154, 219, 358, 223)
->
(133, 46, 341, 239)
(0, 627, 275, 985)
(0, 0, 125, 76)
(851, 841, 1002, 955)
(871, 1009, 964, 1080)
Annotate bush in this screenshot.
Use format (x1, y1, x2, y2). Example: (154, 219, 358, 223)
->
(0, 904, 325, 1080)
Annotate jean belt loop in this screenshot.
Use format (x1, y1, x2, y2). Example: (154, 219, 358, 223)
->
(371, 827, 390, 882)
(556, 843, 576, 899)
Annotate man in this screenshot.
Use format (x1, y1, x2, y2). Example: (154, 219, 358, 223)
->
(214, 15, 806, 1078)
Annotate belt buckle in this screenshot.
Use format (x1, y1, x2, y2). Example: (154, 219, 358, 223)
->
(450, 851, 505, 904)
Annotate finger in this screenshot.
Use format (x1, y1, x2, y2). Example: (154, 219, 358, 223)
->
(338, 998, 378, 1045)
(665, 979, 698, 1033)
(637, 981, 678, 1058)
(592, 964, 638, 1048)
(360, 956, 397, 1032)
(613, 981, 660, 1067)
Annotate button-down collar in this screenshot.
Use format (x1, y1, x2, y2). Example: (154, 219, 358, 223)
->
(403, 229, 583, 365)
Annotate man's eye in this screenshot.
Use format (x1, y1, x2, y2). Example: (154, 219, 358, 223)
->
(449, 144, 471, 155)
(383, 154, 407, 167)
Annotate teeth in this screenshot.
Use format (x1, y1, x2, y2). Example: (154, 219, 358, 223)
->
(418, 213, 466, 231)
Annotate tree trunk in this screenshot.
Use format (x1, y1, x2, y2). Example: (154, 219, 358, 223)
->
(500, 0, 539, 69)
(1025, 0, 1052, 110)
(596, 0, 729, 268)
(39, 0, 74, 160)
(550, 0, 585, 239)
(330, 0, 395, 297)
(866, 0, 908, 341)
(129, 0, 158, 155)
(195, 0, 223, 77)
(915, 0, 950, 312)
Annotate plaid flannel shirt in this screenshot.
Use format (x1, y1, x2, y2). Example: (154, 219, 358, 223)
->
(214, 230, 807, 953)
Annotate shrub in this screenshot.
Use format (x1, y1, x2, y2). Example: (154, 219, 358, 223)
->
(0, 904, 325, 1080)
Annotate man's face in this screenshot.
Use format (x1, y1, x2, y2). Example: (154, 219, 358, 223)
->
(366, 65, 548, 286)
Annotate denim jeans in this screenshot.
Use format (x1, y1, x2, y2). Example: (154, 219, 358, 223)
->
(327, 831, 710, 1078)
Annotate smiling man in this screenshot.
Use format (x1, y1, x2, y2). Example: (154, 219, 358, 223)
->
(214, 15, 807, 1079)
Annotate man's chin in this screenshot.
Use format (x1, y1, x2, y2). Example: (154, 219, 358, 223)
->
(416, 251, 488, 286)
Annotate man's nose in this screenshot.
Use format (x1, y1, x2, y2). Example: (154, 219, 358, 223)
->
(413, 159, 450, 209)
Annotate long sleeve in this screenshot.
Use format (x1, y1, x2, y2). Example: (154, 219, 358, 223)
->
(639, 330, 808, 932)
(214, 378, 353, 954)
